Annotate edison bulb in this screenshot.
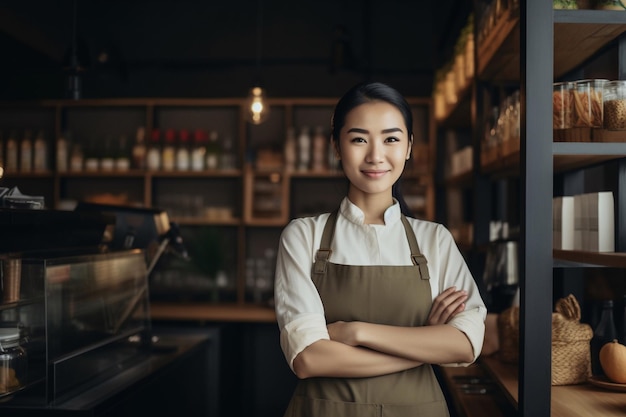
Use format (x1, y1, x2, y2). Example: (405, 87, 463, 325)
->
(246, 86, 269, 125)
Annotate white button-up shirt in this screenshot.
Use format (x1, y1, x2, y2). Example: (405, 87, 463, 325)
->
(275, 197, 486, 371)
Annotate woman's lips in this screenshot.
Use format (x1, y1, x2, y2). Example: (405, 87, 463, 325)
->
(361, 170, 388, 178)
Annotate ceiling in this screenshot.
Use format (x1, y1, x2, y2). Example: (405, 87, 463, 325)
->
(0, 0, 472, 99)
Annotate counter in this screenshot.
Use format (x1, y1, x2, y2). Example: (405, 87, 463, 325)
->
(0, 328, 220, 416)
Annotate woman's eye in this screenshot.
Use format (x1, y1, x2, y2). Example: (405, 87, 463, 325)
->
(351, 137, 366, 143)
(385, 136, 400, 143)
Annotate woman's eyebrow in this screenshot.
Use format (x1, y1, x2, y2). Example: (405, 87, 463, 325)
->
(346, 127, 404, 134)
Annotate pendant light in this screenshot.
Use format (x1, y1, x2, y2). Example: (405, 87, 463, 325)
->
(63, 0, 88, 100)
(246, 0, 269, 125)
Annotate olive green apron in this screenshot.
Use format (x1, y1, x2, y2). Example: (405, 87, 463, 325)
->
(283, 210, 449, 417)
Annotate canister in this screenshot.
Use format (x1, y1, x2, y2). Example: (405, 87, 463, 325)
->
(603, 80, 626, 130)
(0, 328, 27, 396)
(553, 82, 574, 129)
(572, 79, 607, 128)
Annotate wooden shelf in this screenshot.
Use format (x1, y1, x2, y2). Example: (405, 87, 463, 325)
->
(150, 302, 276, 323)
(480, 355, 626, 417)
(553, 249, 626, 268)
(172, 217, 241, 226)
(445, 170, 474, 187)
(477, 9, 626, 82)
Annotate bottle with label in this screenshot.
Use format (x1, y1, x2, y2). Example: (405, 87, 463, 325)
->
(56, 131, 69, 172)
(591, 300, 618, 376)
(161, 129, 176, 171)
(191, 129, 206, 171)
(33, 129, 48, 172)
(311, 126, 327, 171)
(176, 129, 191, 171)
(115, 134, 130, 171)
(284, 127, 296, 171)
(5, 130, 18, 173)
(297, 126, 311, 171)
(20, 129, 33, 173)
(132, 126, 147, 170)
(146, 128, 162, 171)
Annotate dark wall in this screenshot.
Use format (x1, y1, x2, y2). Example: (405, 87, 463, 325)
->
(0, 0, 471, 100)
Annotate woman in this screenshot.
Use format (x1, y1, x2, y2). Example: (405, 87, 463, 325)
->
(274, 81, 486, 416)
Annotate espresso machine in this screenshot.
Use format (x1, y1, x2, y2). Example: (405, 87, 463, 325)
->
(0, 204, 179, 406)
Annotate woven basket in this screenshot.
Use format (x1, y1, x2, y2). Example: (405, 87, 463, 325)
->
(552, 294, 593, 385)
(495, 294, 593, 385)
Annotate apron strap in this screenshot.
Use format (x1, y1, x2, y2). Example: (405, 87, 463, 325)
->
(313, 209, 338, 274)
(400, 214, 430, 280)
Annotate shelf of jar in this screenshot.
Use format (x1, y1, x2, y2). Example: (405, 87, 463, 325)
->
(553, 249, 626, 268)
(479, 140, 625, 177)
(477, 9, 626, 82)
(435, 82, 473, 128)
(480, 355, 626, 417)
(149, 302, 276, 323)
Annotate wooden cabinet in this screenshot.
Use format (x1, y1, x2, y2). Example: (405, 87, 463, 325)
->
(0, 96, 435, 321)
(437, 2, 626, 416)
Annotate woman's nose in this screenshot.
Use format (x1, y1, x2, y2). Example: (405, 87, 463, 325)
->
(365, 142, 383, 163)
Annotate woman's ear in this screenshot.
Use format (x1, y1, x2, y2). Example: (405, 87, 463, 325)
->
(406, 134, 414, 160)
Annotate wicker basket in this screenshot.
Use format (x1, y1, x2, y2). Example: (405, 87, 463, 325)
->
(552, 294, 593, 385)
(495, 294, 593, 385)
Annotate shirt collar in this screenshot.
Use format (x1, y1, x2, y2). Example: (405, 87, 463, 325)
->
(339, 197, 401, 226)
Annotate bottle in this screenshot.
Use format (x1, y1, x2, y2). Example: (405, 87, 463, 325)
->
(219, 135, 236, 170)
(70, 141, 84, 172)
(84, 135, 100, 172)
(161, 128, 176, 171)
(33, 129, 48, 172)
(591, 300, 618, 376)
(284, 127, 296, 171)
(297, 126, 311, 171)
(146, 128, 162, 171)
(311, 125, 327, 171)
(132, 126, 147, 170)
(115, 134, 130, 171)
(20, 129, 33, 173)
(205, 130, 220, 170)
(176, 128, 191, 171)
(56, 131, 69, 172)
(5, 130, 18, 173)
(100, 135, 115, 172)
(191, 129, 206, 171)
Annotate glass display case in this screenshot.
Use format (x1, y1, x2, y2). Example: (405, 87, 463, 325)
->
(0, 248, 150, 405)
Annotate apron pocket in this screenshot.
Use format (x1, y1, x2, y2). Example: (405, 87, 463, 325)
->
(284, 395, 380, 417)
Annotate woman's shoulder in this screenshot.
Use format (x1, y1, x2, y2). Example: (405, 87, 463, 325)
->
(281, 212, 332, 239)
(403, 216, 455, 242)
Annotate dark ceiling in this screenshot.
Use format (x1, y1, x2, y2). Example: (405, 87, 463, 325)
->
(0, 0, 472, 99)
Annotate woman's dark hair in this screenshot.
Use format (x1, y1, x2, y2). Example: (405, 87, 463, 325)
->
(331, 81, 414, 216)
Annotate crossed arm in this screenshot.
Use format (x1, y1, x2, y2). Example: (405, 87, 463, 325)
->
(292, 287, 474, 379)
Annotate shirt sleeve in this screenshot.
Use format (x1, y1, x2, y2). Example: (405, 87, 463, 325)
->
(274, 218, 330, 372)
(433, 224, 487, 367)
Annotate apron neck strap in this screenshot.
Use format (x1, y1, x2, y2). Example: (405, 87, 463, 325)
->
(400, 214, 430, 280)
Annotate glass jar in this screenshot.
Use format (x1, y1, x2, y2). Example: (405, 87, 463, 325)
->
(0, 328, 27, 396)
(572, 79, 607, 128)
(553, 82, 574, 129)
(603, 80, 626, 130)
(595, 0, 626, 10)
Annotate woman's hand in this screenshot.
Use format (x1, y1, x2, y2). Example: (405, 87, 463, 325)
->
(427, 286, 467, 326)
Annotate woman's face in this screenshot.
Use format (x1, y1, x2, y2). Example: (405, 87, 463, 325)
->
(336, 100, 412, 201)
